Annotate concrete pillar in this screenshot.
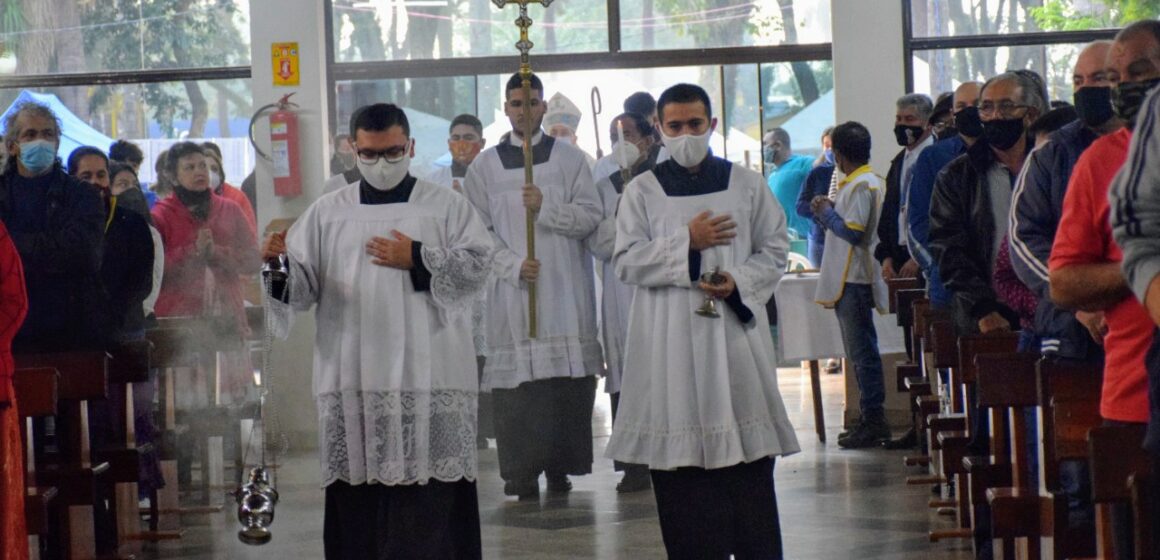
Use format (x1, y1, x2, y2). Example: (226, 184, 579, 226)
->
(831, 0, 907, 173)
(248, 0, 332, 450)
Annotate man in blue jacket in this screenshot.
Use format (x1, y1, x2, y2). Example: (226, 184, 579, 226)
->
(1010, 40, 1119, 364)
(905, 81, 982, 309)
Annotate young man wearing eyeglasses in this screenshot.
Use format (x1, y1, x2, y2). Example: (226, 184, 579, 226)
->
(261, 103, 493, 559)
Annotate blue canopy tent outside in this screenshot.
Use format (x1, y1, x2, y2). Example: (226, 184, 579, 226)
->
(0, 90, 115, 163)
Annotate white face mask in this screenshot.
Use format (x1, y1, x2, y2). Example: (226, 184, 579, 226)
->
(661, 129, 712, 168)
(357, 150, 411, 191)
(611, 140, 641, 170)
(209, 171, 223, 190)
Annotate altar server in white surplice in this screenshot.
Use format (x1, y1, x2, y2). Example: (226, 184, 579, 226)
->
(605, 83, 799, 560)
(263, 104, 490, 560)
(586, 111, 662, 494)
(462, 73, 604, 501)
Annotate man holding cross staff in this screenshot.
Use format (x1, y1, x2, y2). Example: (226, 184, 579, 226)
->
(463, 0, 604, 501)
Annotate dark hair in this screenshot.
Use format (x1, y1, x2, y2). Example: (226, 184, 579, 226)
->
(505, 73, 544, 99)
(623, 92, 657, 119)
(610, 112, 652, 141)
(163, 141, 206, 178)
(1028, 105, 1078, 138)
(108, 161, 152, 225)
(349, 103, 410, 139)
(67, 146, 108, 176)
(656, 83, 713, 123)
(449, 114, 483, 136)
(1116, 19, 1160, 50)
(108, 139, 144, 166)
(200, 141, 223, 160)
(930, 92, 954, 122)
(830, 121, 872, 166)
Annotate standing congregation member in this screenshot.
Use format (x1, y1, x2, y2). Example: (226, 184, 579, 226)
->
(763, 127, 814, 241)
(810, 121, 891, 449)
(1011, 40, 1119, 364)
(263, 103, 491, 559)
(1108, 33, 1160, 557)
(905, 81, 982, 310)
(587, 111, 660, 494)
(878, 94, 934, 284)
(794, 126, 835, 268)
(0, 219, 26, 560)
(463, 73, 604, 500)
(152, 142, 258, 406)
(930, 69, 1048, 558)
(1051, 20, 1160, 558)
(605, 83, 798, 559)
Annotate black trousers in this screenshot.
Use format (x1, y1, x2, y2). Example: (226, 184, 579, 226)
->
(609, 391, 647, 475)
(323, 479, 481, 560)
(650, 457, 783, 560)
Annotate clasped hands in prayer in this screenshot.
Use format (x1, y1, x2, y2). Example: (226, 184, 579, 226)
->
(688, 210, 737, 298)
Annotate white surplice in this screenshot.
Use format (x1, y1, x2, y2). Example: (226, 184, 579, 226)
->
(604, 160, 801, 470)
(270, 178, 492, 487)
(587, 174, 634, 395)
(462, 132, 604, 390)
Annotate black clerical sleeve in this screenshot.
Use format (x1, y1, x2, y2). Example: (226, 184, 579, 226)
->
(409, 241, 432, 292)
(688, 249, 701, 283)
(723, 288, 754, 324)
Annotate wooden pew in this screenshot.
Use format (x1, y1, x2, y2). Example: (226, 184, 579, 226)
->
(144, 325, 196, 533)
(1128, 470, 1154, 560)
(973, 352, 1041, 558)
(16, 352, 111, 560)
(908, 314, 960, 487)
(1036, 359, 1102, 559)
(14, 367, 59, 560)
(1087, 424, 1150, 559)
(930, 332, 1020, 543)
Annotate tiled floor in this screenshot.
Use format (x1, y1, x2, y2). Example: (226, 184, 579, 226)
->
(133, 367, 975, 559)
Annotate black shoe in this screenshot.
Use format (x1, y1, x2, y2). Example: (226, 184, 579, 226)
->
(882, 427, 917, 450)
(838, 419, 891, 449)
(839, 419, 862, 440)
(504, 479, 539, 500)
(616, 468, 651, 493)
(546, 473, 572, 493)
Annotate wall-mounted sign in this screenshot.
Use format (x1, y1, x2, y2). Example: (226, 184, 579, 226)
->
(272, 42, 300, 86)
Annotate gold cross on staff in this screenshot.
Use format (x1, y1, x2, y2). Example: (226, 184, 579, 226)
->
(493, 0, 553, 339)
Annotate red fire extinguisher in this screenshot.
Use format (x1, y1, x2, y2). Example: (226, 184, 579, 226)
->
(249, 93, 302, 198)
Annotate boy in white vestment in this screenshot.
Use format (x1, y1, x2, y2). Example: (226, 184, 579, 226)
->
(605, 83, 799, 559)
(810, 121, 891, 449)
(463, 73, 604, 500)
(263, 104, 491, 559)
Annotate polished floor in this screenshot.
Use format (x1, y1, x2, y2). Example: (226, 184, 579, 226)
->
(135, 367, 975, 559)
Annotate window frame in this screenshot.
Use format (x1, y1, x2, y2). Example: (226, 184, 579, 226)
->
(900, 0, 1119, 92)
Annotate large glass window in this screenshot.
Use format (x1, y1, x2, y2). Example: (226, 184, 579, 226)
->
(0, 78, 256, 186)
(331, 0, 608, 63)
(0, 0, 251, 76)
(912, 43, 1084, 103)
(909, 0, 1152, 38)
(336, 61, 833, 182)
(619, 0, 831, 51)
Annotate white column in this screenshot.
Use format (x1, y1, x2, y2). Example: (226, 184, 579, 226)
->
(248, 0, 331, 449)
(831, 0, 907, 172)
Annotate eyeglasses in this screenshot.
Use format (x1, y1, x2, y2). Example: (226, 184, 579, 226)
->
(978, 101, 1030, 119)
(355, 141, 410, 165)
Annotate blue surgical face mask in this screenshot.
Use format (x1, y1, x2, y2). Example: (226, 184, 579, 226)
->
(823, 148, 835, 166)
(18, 139, 56, 176)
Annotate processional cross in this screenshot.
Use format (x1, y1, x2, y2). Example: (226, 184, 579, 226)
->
(493, 0, 554, 339)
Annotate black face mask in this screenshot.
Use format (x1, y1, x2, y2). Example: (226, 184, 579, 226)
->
(1113, 77, 1160, 127)
(981, 117, 1026, 151)
(893, 124, 925, 147)
(174, 185, 212, 222)
(1073, 86, 1115, 128)
(954, 106, 984, 139)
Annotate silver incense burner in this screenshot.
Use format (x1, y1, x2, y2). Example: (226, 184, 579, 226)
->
(235, 466, 279, 545)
